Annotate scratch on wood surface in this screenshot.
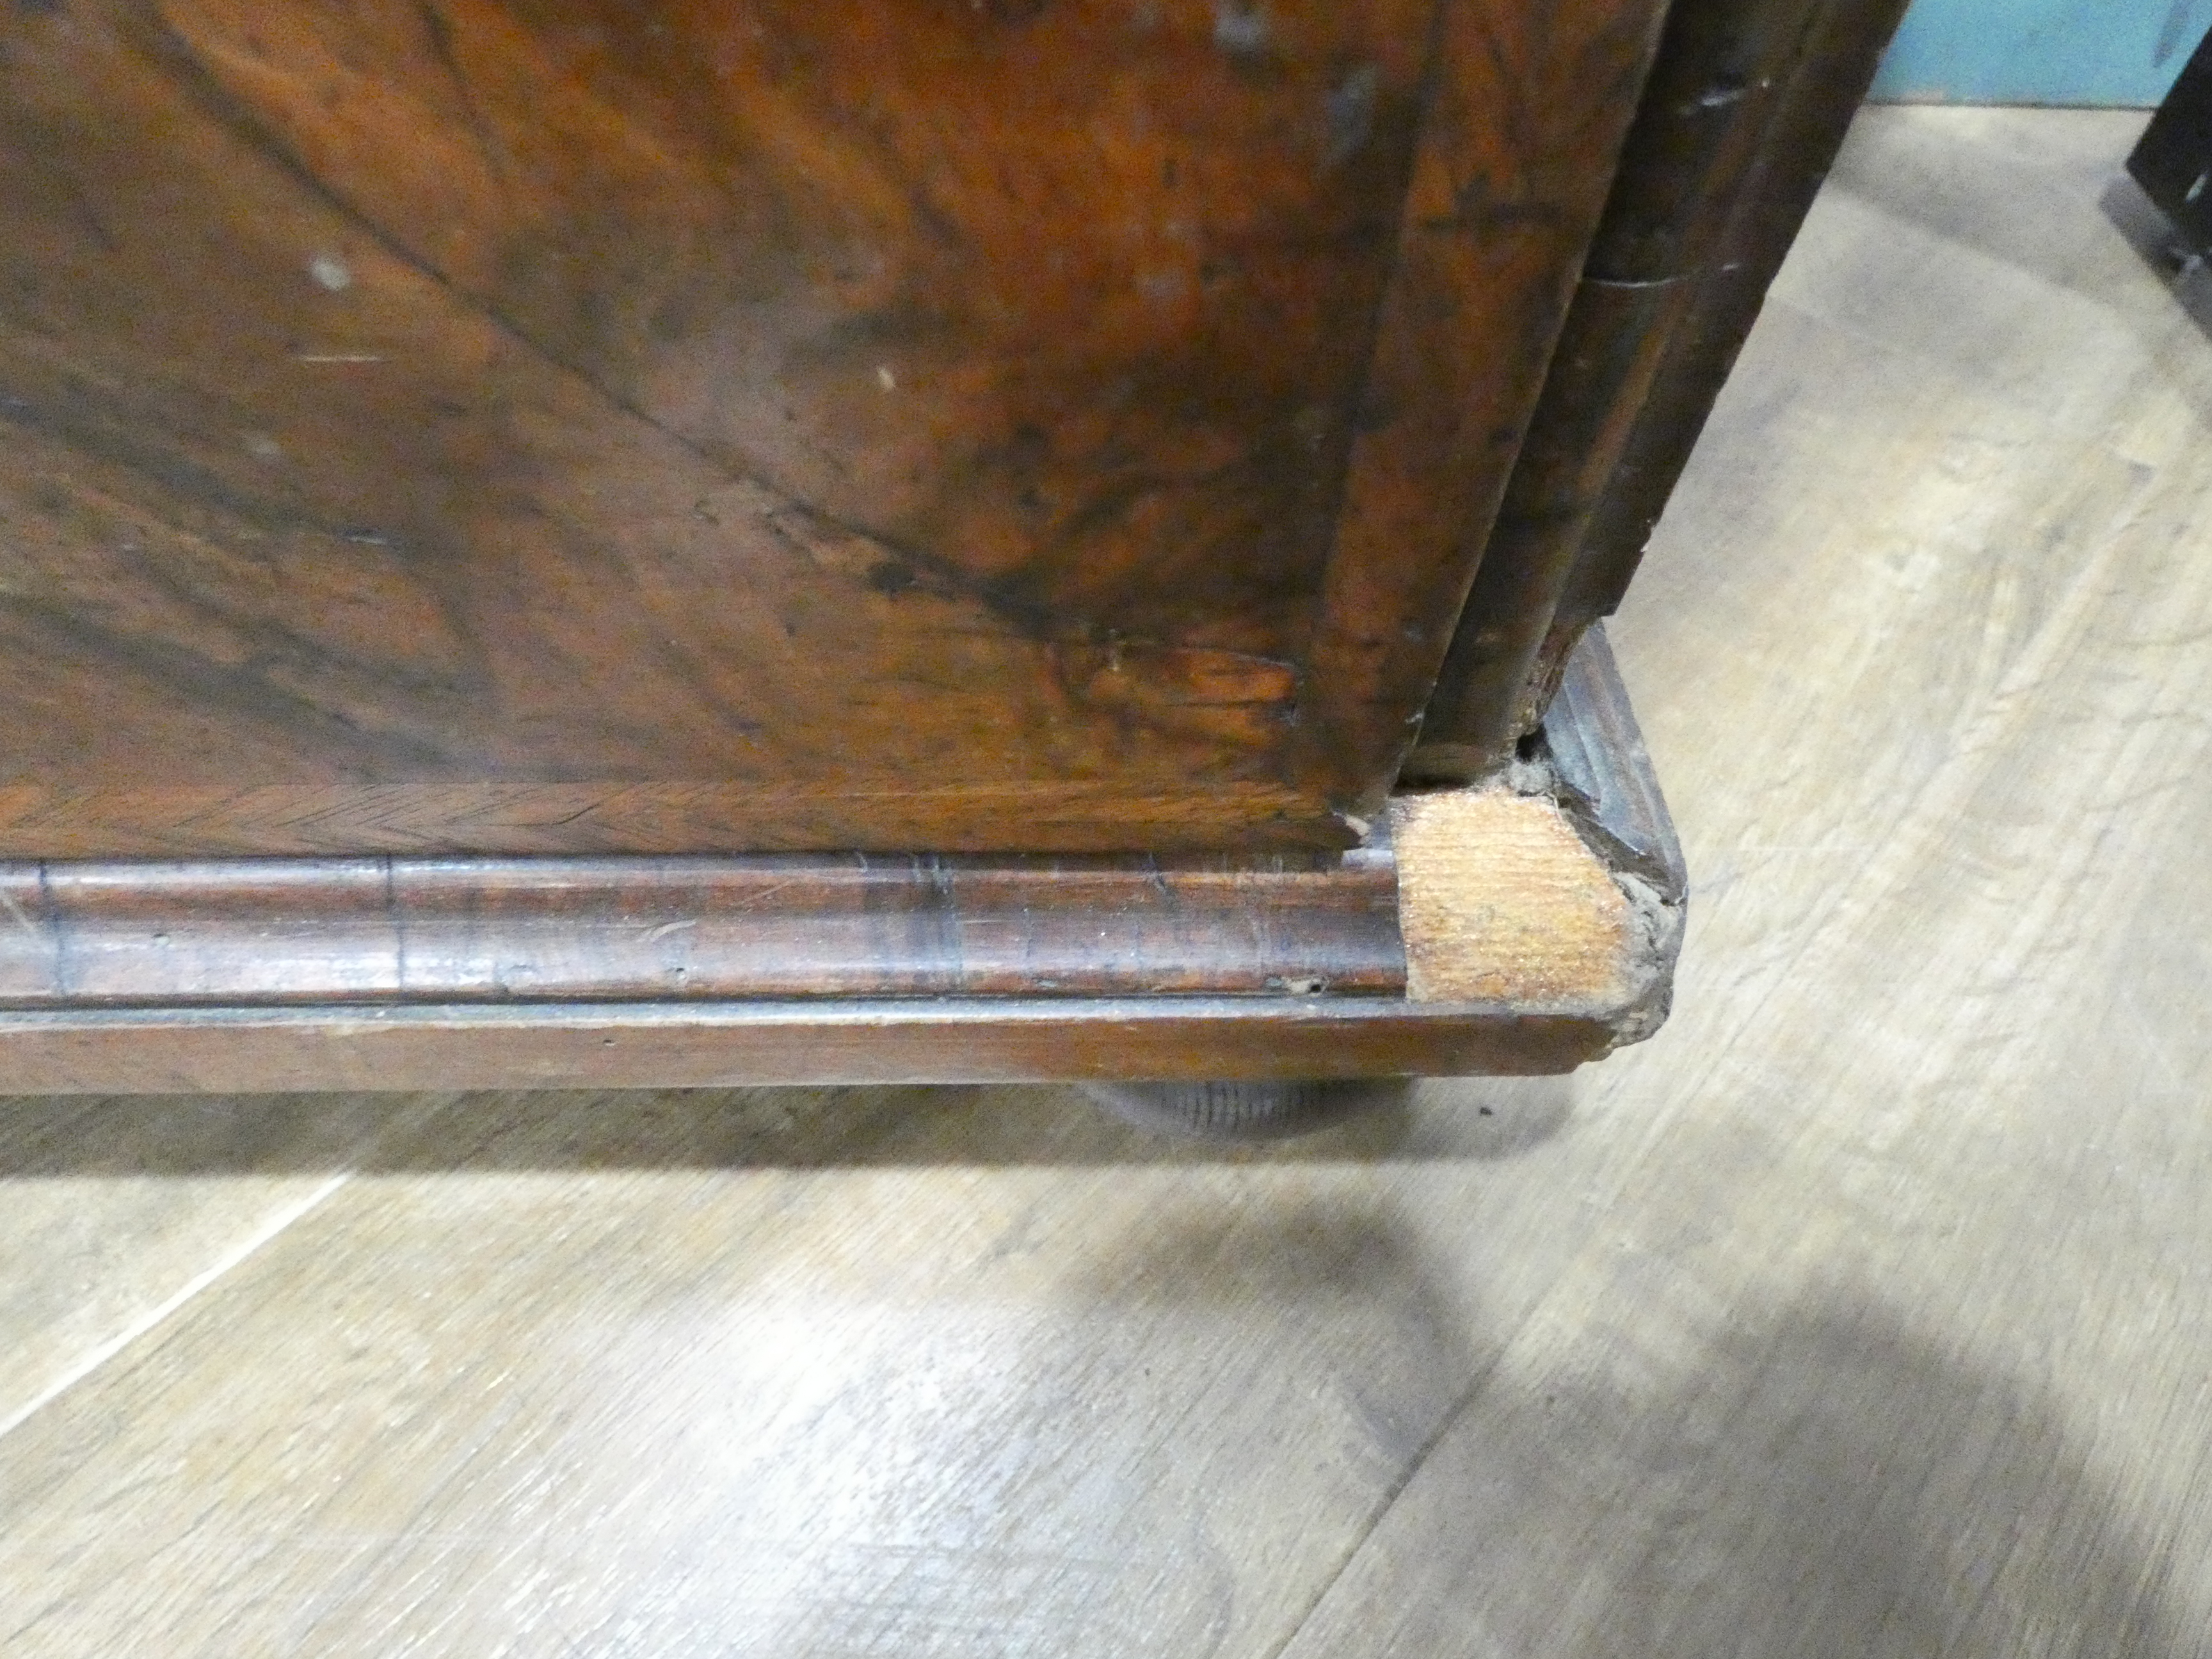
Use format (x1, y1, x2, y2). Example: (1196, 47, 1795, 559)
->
(0, 881, 46, 945)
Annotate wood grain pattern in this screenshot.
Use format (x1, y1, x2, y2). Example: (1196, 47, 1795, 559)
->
(1, 110, 2208, 1659)
(0, 627, 1682, 1084)
(0, 849, 1405, 1005)
(1396, 623, 1684, 1017)
(0, 0, 1323, 847)
(1541, 621, 1684, 894)
(1409, 0, 1909, 774)
(1279, 104, 2212, 1659)
(0, 1092, 450, 1443)
(1532, 0, 1917, 717)
(0, 781, 1344, 858)
(1297, 0, 1671, 803)
(0, 998, 1619, 1093)
(0, 1071, 1635, 1656)
(1393, 789, 1651, 1008)
(0, 0, 1663, 854)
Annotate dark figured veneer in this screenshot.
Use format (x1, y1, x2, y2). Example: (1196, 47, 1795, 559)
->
(0, 1, 1911, 1087)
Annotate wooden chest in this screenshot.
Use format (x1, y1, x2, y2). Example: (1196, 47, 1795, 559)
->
(0, 0, 1903, 1100)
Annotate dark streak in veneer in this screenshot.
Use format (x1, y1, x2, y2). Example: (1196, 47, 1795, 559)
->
(3, 0, 1672, 853)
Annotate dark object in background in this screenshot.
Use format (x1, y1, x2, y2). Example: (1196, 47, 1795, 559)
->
(1082, 1079, 1412, 1142)
(2129, 27, 2212, 260)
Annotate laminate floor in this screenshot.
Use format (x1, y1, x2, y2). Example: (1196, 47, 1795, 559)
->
(3, 106, 2209, 1658)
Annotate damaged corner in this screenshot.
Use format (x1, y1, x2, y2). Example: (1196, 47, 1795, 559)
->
(1389, 620, 1687, 1051)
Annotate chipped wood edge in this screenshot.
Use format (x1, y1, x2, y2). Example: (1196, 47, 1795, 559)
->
(0, 633, 1682, 1091)
(1394, 623, 1686, 1047)
(1391, 783, 1682, 1047)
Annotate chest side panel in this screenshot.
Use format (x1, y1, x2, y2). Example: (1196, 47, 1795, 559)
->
(0, 0, 1659, 853)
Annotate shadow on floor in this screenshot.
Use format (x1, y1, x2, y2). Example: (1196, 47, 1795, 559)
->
(0, 1075, 1578, 1174)
(1462, 1292, 2195, 1659)
(1062, 1194, 2193, 1658)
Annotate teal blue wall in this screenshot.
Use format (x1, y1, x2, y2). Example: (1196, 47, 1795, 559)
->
(1870, 0, 2210, 105)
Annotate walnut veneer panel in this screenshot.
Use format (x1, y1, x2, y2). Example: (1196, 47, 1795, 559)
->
(0, 0, 1664, 854)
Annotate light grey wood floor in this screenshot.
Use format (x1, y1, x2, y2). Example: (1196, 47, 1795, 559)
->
(4, 106, 2209, 1658)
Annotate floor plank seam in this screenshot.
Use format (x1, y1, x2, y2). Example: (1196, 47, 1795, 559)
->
(0, 1169, 353, 1447)
(1256, 1347, 1517, 1659)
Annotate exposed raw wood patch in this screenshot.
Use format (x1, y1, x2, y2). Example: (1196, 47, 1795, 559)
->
(1391, 785, 1644, 1010)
